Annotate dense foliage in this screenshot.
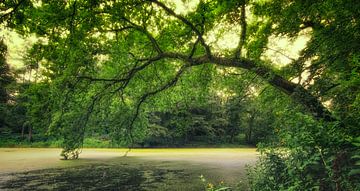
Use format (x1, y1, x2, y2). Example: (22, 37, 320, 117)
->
(1, 0, 359, 190)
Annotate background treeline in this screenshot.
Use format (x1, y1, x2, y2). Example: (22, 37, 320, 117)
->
(0, 50, 276, 147)
(0, 39, 56, 147)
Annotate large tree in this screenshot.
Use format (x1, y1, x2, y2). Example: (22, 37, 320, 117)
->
(1, 0, 359, 154)
(1, 0, 359, 189)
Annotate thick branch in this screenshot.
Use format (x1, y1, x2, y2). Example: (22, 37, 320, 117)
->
(77, 76, 128, 83)
(69, 1, 77, 36)
(95, 26, 134, 33)
(81, 48, 334, 123)
(154, 52, 334, 121)
(189, 37, 200, 58)
(0, 0, 26, 23)
(213, 57, 334, 121)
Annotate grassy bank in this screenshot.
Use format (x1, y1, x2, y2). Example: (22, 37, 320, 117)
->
(0, 136, 254, 149)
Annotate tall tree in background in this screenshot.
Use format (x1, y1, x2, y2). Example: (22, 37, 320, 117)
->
(0, 40, 12, 103)
(0, 39, 15, 133)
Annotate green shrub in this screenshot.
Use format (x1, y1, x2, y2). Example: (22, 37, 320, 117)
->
(247, 150, 289, 191)
(247, 111, 359, 191)
(83, 137, 117, 148)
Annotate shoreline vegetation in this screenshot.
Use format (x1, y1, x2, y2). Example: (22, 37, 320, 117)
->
(0, 137, 256, 149)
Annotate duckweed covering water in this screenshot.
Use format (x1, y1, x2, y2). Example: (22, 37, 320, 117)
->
(1, 164, 198, 191)
(0, 148, 257, 190)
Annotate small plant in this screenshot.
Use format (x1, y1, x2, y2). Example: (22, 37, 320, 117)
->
(199, 175, 231, 191)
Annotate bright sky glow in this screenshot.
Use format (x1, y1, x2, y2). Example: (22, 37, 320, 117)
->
(262, 29, 312, 67)
(170, 0, 199, 15)
(0, 29, 33, 69)
(205, 21, 241, 52)
(215, 88, 236, 102)
(2, 0, 311, 85)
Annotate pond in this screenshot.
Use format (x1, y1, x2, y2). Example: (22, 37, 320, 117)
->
(0, 148, 257, 190)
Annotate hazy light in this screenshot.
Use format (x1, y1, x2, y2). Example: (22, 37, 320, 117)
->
(168, 0, 199, 15)
(205, 21, 241, 52)
(263, 28, 312, 67)
(0, 29, 31, 69)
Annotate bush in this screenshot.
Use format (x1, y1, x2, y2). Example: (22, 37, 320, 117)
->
(83, 137, 112, 148)
(248, 146, 359, 191)
(247, 149, 290, 191)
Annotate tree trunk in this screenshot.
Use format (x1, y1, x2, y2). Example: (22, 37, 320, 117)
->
(230, 132, 235, 143)
(247, 115, 254, 144)
(28, 126, 32, 142)
(21, 125, 25, 138)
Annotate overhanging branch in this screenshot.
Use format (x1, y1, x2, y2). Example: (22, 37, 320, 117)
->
(149, 52, 334, 121)
(121, 17, 163, 54)
(150, 0, 212, 57)
(125, 63, 191, 150)
(0, 0, 26, 23)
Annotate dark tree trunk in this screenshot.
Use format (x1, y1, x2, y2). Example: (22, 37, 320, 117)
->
(21, 125, 25, 138)
(247, 115, 254, 144)
(28, 126, 32, 142)
(229, 132, 235, 143)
